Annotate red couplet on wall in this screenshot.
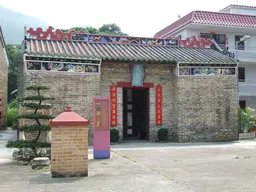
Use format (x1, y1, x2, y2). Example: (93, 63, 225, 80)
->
(155, 85, 162, 125)
(110, 85, 118, 127)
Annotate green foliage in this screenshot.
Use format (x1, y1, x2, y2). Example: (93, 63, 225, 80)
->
(23, 95, 54, 101)
(8, 99, 18, 108)
(99, 23, 127, 36)
(6, 140, 51, 149)
(63, 23, 128, 36)
(16, 114, 54, 120)
(22, 103, 52, 109)
(157, 128, 169, 141)
(7, 106, 18, 127)
(8, 73, 18, 102)
(110, 128, 120, 143)
(26, 84, 50, 90)
(6, 44, 21, 102)
(7, 83, 54, 160)
(20, 124, 51, 132)
(85, 27, 98, 34)
(6, 44, 21, 74)
(158, 128, 169, 135)
(238, 107, 256, 133)
(61, 26, 98, 34)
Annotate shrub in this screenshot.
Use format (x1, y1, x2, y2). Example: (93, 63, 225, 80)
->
(110, 128, 119, 143)
(8, 99, 18, 108)
(157, 128, 169, 141)
(6, 84, 54, 160)
(238, 107, 256, 133)
(7, 106, 18, 127)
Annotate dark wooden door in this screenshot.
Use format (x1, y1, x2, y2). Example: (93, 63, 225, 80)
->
(123, 88, 149, 140)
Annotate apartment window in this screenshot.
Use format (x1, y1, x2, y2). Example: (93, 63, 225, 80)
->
(200, 33, 226, 49)
(235, 35, 245, 50)
(239, 100, 246, 109)
(238, 67, 245, 82)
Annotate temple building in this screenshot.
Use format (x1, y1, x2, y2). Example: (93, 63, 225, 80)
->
(0, 26, 8, 129)
(19, 26, 239, 144)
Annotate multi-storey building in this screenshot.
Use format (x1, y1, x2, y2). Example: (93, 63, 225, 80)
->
(154, 4, 256, 110)
(0, 26, 8, 129)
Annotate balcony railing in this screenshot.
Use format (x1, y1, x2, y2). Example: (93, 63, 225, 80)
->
(212, 43, 256, 62)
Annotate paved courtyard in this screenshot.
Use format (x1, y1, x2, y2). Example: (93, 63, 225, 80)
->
(1, 129, 256, 192)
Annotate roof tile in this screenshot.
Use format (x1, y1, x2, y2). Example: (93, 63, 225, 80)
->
(154, 10, 256, 38)
(24, 40, 236, 64)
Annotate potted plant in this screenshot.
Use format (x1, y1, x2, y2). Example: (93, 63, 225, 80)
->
(157, 127, 169, 142)
(238, 107, 256, 139)
(110, 128, 120, 143)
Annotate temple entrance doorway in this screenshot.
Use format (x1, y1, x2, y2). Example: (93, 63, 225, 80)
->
(123, 88, 149, 140)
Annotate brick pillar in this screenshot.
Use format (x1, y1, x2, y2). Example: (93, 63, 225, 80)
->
(50, 105, 90, 178)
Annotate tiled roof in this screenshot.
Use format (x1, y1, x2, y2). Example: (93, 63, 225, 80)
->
(154, 11, 256, 38)
(23, 39, 236, 64)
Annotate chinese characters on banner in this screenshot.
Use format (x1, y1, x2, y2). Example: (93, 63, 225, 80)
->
(155, 85, 162, 125)
(110, 85, 118, 127)
(95, 103, 101, 128)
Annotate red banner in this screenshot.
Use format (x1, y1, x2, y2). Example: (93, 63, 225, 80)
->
(155, 85, 162, 125)
(110, 85, 118, 127)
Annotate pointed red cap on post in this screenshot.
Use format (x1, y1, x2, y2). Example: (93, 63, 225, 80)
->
(49, 105, 90, 126)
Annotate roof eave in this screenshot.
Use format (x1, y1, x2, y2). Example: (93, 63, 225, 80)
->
(189, 22, 256, 30)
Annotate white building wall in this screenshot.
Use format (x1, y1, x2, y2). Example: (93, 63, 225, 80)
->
(239, 96, 256, 110)
(172, 29, 188, 39)
(180, 28, 256, 63)
(230, 8, 256, 15)
(219, 7, 256, 15)
(173, 26, 256, 109)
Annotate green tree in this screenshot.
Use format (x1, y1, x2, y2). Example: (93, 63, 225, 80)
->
(6, 44, 21, 102)
(6, 44, 21, 74)
(85, 27, 98, 34)
(62, 27, 98, 34)
(6, 84, 54, 159)
(98, 23, 127, 36)
(63, 23, 128, 36)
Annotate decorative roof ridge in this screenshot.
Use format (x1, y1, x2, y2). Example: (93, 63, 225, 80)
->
(25, 26, 180, 47)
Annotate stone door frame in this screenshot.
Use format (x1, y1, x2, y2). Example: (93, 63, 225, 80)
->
(116, 82, 154, 141)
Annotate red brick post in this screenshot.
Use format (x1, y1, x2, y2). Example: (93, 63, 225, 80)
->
(49, 105, 90, 178)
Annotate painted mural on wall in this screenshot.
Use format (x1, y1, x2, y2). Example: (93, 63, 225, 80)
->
(179, 67, 236, 76)
(180, 36, 212, 48)
(27, 61, 100, 73)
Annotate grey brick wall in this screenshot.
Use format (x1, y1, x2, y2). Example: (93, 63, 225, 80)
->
(22, 71, 101, 144)
(173, 76, 239, 142)
(20, 61, 239, 144)
(0, 44, 8, 130)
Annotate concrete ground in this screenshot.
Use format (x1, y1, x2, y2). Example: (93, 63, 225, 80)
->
(1, 129, 256, 192)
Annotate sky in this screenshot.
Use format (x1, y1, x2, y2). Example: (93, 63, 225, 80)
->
(0, 0, 255, 37)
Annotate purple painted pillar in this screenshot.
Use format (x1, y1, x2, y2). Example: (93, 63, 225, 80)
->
(93, 96, 110, 159)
